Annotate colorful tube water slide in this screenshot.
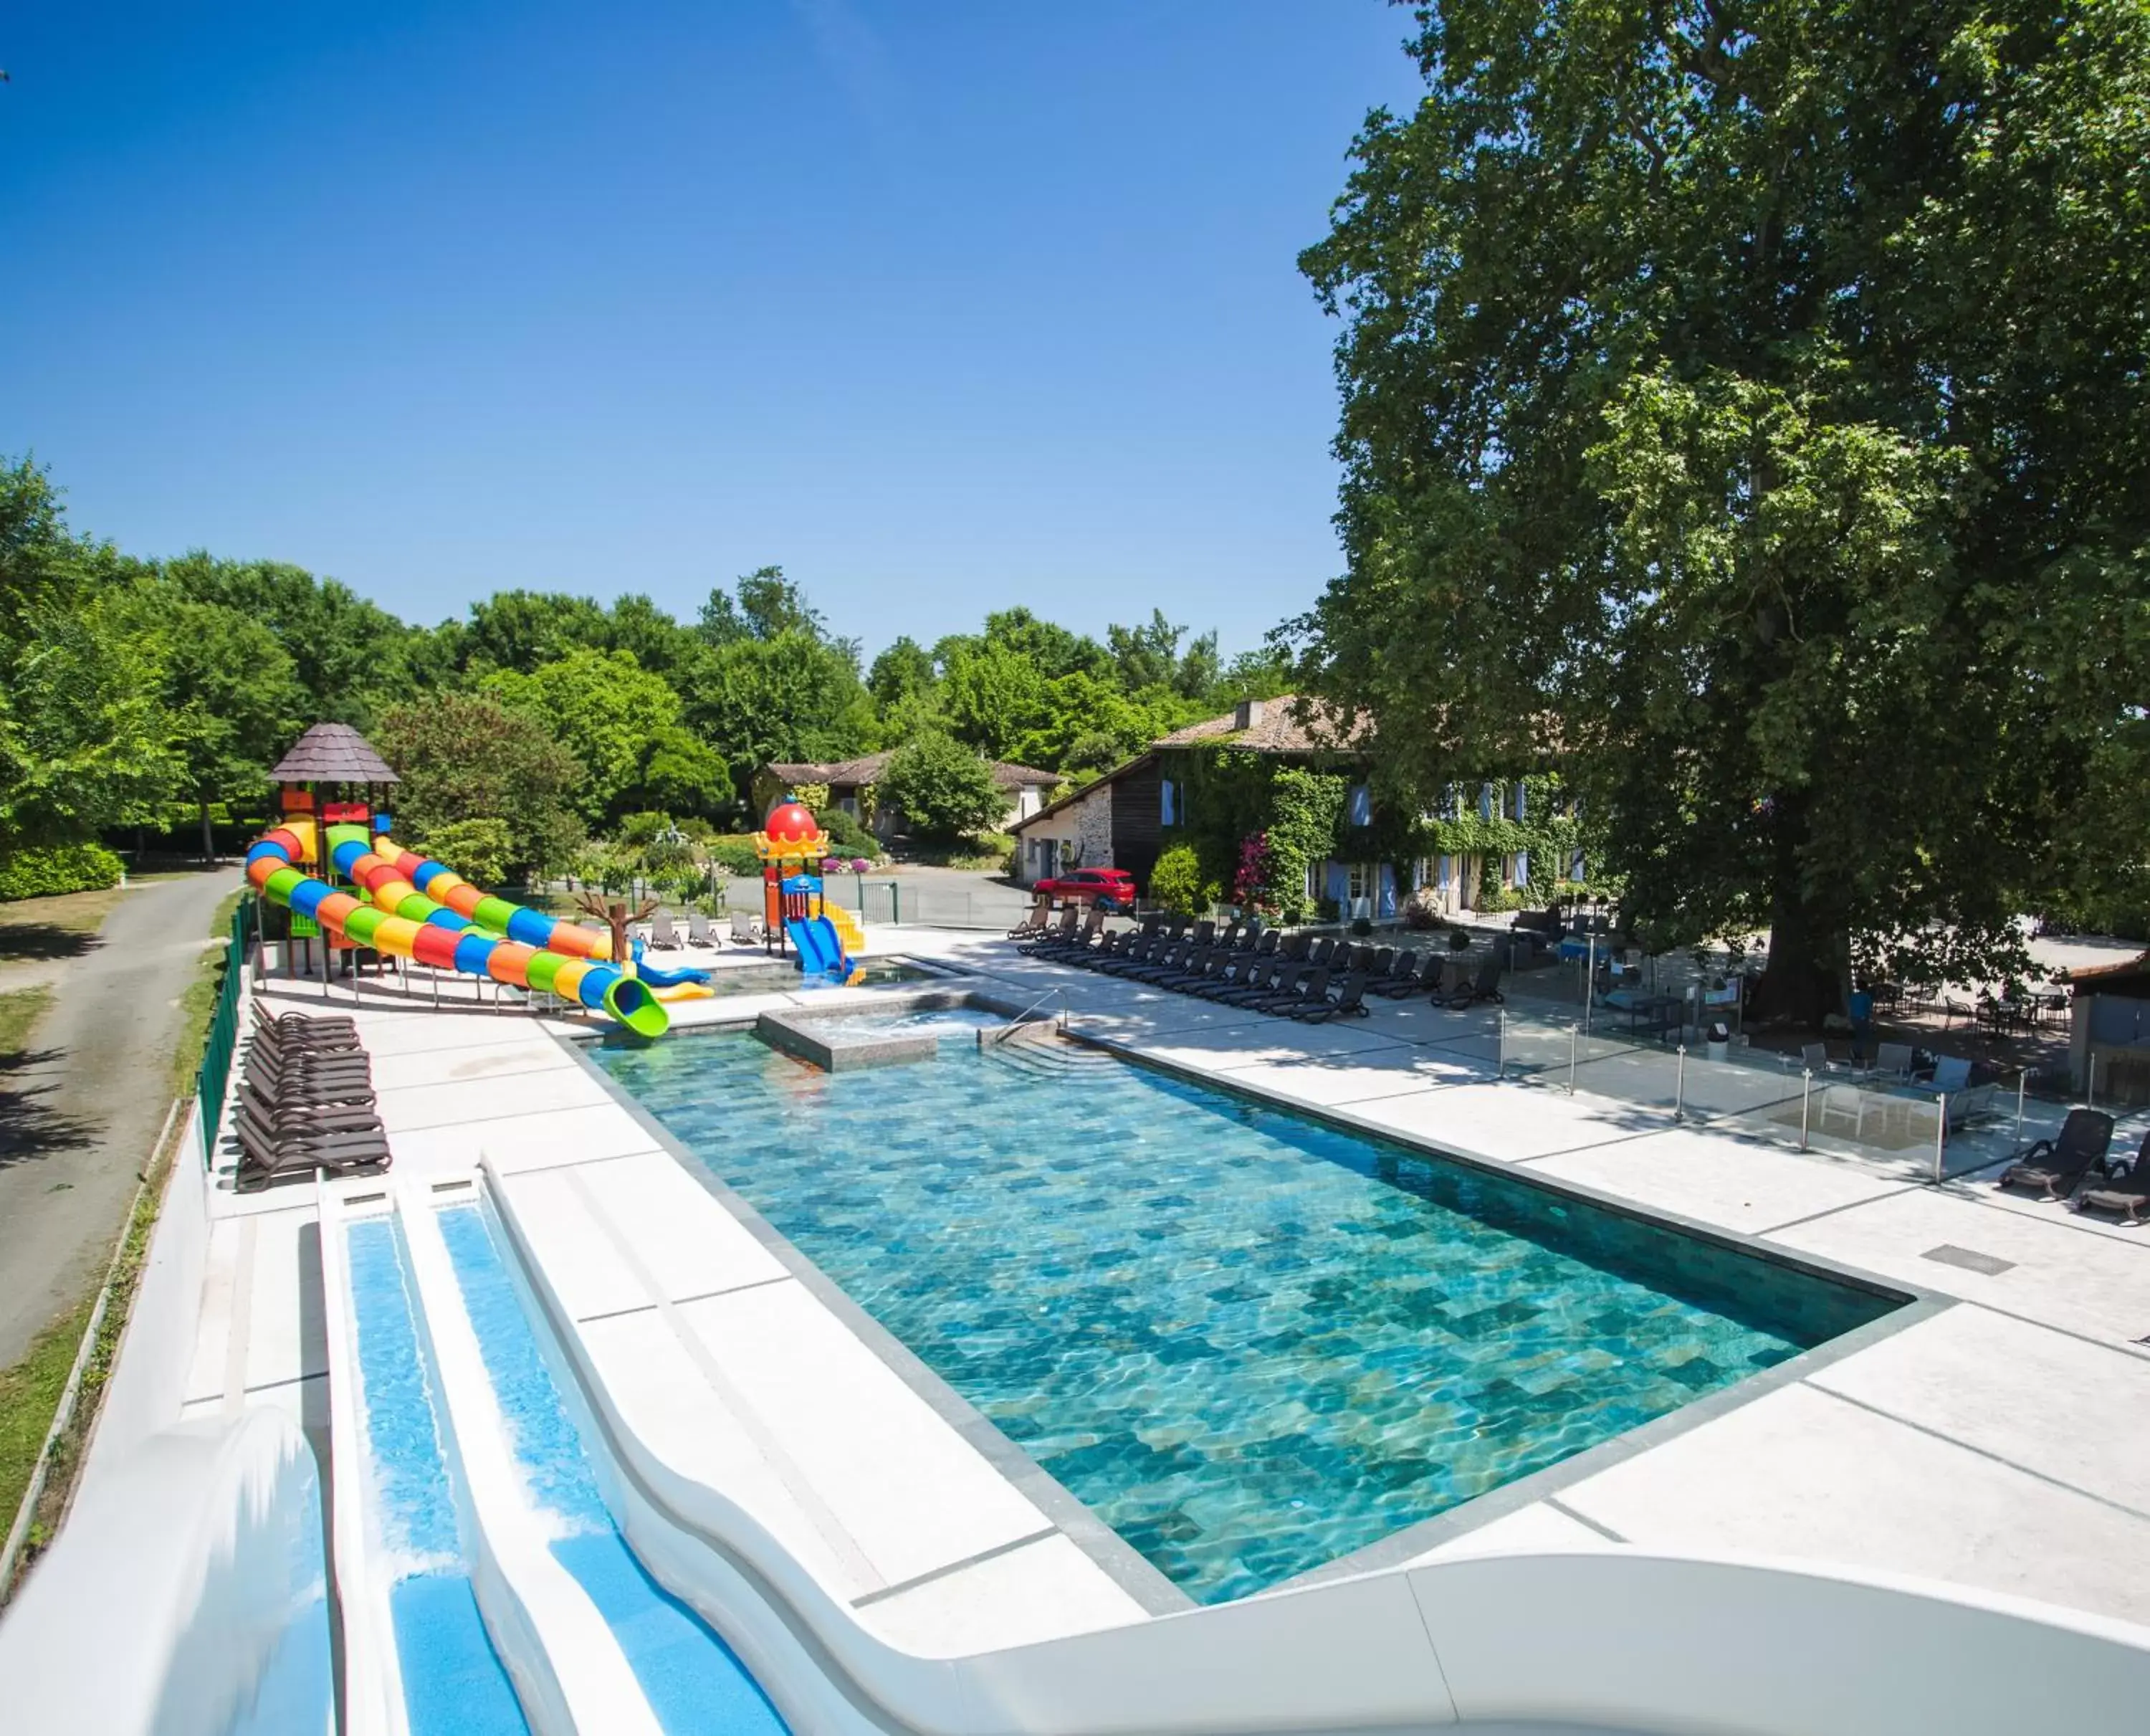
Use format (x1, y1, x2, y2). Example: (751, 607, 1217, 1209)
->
(244, 821, 669, 1037)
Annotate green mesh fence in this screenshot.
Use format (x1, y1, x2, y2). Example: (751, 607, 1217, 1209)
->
(196, 895, 252, 1162)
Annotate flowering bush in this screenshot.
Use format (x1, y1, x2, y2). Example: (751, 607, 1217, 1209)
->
(1232, 832, 1280, 918)
(849, 857, 871, 874)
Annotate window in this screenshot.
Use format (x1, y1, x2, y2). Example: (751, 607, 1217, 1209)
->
(1348, 783, 1372, 826)
(1347, 862, 1370, 903)
(1304, 862, 1321, 900)
(1440, 783, 1462, 820)
(1160, 778, 1177, 826)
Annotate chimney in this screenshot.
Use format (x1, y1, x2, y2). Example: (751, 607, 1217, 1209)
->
(1234, 697, 1263, 731)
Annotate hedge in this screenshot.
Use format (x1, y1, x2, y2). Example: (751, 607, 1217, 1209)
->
(0, 842, 126, 901)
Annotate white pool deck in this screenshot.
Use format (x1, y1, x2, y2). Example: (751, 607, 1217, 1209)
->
(186, 929, 2150, 1658)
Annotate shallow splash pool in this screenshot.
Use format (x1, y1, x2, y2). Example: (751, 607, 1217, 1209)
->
(591, 1031, 1901, 1604)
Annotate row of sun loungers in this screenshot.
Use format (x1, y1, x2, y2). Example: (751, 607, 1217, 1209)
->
(1997, 1108, 2150, 1223)
(234, 997, 393, 1193)
(641, 911, 764, 950)
(1012, 912, 1504, 1021)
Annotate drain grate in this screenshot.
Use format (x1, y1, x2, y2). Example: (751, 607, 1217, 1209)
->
(1921, 1243, 2017, 1277)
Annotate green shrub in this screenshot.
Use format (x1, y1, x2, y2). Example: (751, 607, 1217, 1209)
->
(1150, 846, 1208, 916)
(705, 836, 763, 877)
(0, 842, 125, 901)
(821, 806, 881, 860)
(414, 819, 515, 887)
(1474, 883, 1523, 913)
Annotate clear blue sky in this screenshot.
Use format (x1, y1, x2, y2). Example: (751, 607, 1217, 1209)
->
(1, 3, 1420, 659)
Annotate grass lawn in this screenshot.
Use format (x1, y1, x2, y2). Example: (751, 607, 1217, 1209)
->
(0, 885, 134, 956)
(0, 985, 54, 1059)
(0, 1299, 96, 1547)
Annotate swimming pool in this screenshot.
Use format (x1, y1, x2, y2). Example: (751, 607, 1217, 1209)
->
(591, 1031, 1901, 1604)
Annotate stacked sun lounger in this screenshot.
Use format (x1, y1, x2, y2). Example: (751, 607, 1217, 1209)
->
(234, 998, 393, 1193)
(1018, 915, 1509, 1022)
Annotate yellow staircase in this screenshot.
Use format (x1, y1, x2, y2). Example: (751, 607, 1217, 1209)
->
(826, 903, 866, 958)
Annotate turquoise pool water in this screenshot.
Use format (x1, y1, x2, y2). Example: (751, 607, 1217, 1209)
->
(593, 1032, 1898, 1603)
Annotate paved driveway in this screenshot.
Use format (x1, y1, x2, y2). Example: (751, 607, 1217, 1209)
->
(0, 868, 239, 1365)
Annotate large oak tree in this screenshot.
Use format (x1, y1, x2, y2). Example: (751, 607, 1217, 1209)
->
(1293, 1, 2150, 1020)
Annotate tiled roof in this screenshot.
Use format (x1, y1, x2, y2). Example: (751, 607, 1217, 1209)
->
(765, 751, 1056, 790)
(267, 722, 399, 784)
(1152, 695, 1367, 755)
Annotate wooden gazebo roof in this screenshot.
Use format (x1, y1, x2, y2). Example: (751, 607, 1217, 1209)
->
(267, 722, 399, 785)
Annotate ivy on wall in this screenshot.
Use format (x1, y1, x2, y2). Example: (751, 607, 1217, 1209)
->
(1145, 753, 1599, 922)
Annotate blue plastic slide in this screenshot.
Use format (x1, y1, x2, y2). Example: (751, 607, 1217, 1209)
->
(784, 915, 849, 979)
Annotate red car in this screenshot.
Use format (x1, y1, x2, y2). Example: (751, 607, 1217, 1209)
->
(1036, 867, 1138, 912)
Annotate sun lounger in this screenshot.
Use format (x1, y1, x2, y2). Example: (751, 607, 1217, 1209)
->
(1255, 965, 1329, 1015)
(1215, 960, 1295, 1007)
(2073, 1130, 2150, 1223)
(1008, 896, 1051, 938)
(235, 1118, 391, 1192)
(2000, 1108, 2116, 1200)
(1295, 970, 1371, 1023)
(1446, 953, 1505, 1008)
(251, 996, 359, 1044)
(686, 910, 715, 948)
(730, 912, 764, 945)
(1374, 953, 1433, 1000)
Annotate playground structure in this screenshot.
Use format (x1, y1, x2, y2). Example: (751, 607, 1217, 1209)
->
(755, 796, 864, 981)
(242, 723, 693, 1037)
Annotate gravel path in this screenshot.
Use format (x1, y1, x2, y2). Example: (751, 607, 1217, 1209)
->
(0, 869, 239, 1366)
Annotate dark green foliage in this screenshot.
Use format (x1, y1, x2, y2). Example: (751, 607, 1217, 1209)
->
(704, 837, 763, 877)
(1149, 845, 1213, 917)
(879, 733, 1006, 843)
(1294, 0, 2150, 1022)
(373, 691, 585, 882)
(821, 805, 880, 860)
(0, 841, 125, 900)
(0, 460, 176, 847)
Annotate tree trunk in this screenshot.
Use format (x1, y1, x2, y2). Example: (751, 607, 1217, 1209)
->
(1748, 795, 1845, 1027)
(199, 798, 214, 865)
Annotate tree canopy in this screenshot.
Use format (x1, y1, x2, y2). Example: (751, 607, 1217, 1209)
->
(1291, 0, 2150, 1018)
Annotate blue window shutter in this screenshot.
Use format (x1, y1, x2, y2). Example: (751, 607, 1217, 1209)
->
(1377, 864, 1397, 917)
(1514, 783, 1527, 820)
(1349, 783, 1371, 826)
(1437, 854, 1452, 889)
(1323, 860, 1350, 903)
(1479, 783, 1494, 821)
(1160, 778, 1175, 826)
(1571, 847, 1585, 881)
(1515, 849, 1529, 886)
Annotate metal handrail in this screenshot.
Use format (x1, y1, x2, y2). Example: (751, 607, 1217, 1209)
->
(980, 986, 1068, 1049)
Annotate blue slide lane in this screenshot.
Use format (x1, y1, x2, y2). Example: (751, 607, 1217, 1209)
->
(345, 1218, 531, 1736)
(783, 916, 845, 979)
(437, 1204, 790, 1736)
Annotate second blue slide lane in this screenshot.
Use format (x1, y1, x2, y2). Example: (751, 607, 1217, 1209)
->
(783, 915, 847, 980)
(436, 1201, 789, 1736)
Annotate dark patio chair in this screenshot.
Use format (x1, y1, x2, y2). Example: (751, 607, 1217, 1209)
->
(1998, 1109, 2116, 1201)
